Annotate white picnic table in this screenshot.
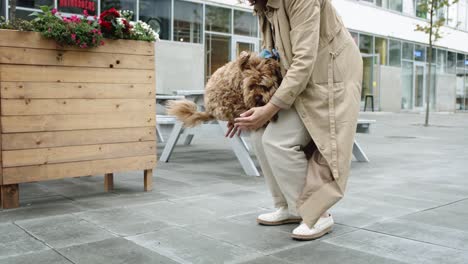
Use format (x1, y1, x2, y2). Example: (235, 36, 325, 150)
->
(156, 90, 374, 177)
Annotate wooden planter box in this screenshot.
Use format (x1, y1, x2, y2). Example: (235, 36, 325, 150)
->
(0, 30, 157, 209)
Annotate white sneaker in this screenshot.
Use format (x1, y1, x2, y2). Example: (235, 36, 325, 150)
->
(257, 207, 302, 226)
(291, 214, 334, 240)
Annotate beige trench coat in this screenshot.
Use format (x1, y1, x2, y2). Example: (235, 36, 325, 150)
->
(256, 0, 363, 226)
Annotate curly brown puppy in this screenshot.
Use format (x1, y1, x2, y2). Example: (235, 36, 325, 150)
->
(166, 51, 282, 127)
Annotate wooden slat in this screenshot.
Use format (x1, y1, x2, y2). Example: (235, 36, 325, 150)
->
(0, 184, 19, 209)
(1, 82, 154, 99)
(2, 113, 155, 133)
(0, 47, 154, 69)
(1, 65, 154, 84)
(0, 30, 154, 56)
(2, 141, 156, 167)
(2, 99, 155, 115)
(144, 169, 153, 192)
(104, 173, 114, 192)
(3, 155, 157, 184)
(2, 127, 156, 150)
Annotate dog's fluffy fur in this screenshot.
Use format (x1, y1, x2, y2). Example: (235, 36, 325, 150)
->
(167, 52, 282, 127)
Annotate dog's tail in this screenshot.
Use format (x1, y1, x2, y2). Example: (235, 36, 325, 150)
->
(166, 100, 214, 127)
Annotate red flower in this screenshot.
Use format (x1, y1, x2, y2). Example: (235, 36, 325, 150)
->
(122, 19, 132, 33)
(100, 21, 112, 32)
(100, 40, 105, 46)
(51, 8, 57, 15)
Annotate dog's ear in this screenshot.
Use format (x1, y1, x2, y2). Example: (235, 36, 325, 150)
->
(238, 51, 251, 70)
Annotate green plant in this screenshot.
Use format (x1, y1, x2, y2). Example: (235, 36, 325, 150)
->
(415, 0, 458, 126)
(31, 6, 103, 48)
(0, 16, 34, 31)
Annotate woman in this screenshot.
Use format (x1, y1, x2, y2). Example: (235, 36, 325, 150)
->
(226, 0, 362, 240)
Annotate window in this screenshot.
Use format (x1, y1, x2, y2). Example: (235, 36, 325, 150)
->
(206, 34, 231, 81)
(389, 0, 403, 12)
(402, 42, 414, 60)
(389, 39, 401, 67)
(58, 0, 97, 16)
(234, 10, 257, 37)
(205, 5, 231, 33)
(374, 37, 387, 65)
(173, 0, 203, 43)
(350, 31, 359, 45)
(457, 53, 465, 68)
(140, 0, 171, 40)
(415, 0, 428, 19)
(16, 0, 53, 9)
(359, 34, 373, 54)
(414, 44, 426, 61)
(1, 0, 6, 18)
(447, 2, 458, 27)
(457, 0, 467, 29)
(403, 0, 415, 16)
(102, 0, 136, 19)
(402, 61, 414, 109)
(447, 51, 456, 73)
(11, 9, 36, 20)
(426, 47, 436, 63)
(437, 49, 447, 73)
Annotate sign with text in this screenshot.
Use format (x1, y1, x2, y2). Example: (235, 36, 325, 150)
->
(59, 0, 97, 15)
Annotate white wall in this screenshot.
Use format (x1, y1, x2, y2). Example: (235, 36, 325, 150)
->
(334, 0, 468, 53)
(155, 41, 205, 95)
(436, 74, 457, 112)
(380, 65, 402, 112)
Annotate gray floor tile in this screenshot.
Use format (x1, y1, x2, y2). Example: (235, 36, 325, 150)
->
(16, 215, 116, 249)
(0, 250, 73, 264)
(190, 220, 300, 253)
(75, 207, 170, 236)
(325, 230, 468, 264)
(0, 196, 83, 224)
(58, 238, 179, 264)
(127, 227, 260, 264)
(0, 223, 48, 260)
(272, 241, 408, 264)
(132, 201, 217, 227)
(237, 255, 293, 264)
(366, 218, 468, 251)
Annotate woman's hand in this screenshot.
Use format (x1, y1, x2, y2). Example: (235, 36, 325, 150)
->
(225, 121, 241, 138)
(234, 103, 280, 131)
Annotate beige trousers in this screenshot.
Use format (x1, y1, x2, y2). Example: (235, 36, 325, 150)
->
(251, 106, 331, 217)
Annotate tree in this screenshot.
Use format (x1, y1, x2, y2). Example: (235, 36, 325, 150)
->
(9, 0, 16, 20)
(415, 0, 458, 126)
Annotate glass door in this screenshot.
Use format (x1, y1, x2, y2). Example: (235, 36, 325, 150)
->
(231, 36, 258, 61)
(414, 62, 426, 109)
(361, 53, 380, 110)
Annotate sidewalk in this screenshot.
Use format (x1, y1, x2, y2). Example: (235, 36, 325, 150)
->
(1, 112, 468, 264)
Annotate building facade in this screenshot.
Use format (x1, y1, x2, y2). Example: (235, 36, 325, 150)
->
(2, 0, 468, 112)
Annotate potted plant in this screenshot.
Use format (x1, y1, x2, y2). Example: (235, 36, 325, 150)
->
(0, 7, 159, 208)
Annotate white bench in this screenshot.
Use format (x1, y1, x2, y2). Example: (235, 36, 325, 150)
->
(353, 119, 376, 162)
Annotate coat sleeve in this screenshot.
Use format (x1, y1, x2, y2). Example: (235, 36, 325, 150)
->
(270, 0, 321, 109)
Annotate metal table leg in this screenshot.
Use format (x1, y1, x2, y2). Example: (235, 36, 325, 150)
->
(353, 139, 369, 162)
(218, 121, 260, 177)
(159, 121, 184, 162)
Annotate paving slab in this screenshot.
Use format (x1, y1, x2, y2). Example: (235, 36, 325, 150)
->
(127, 226, 260, 264)
(366, 218, 468, 251)
(75, 207, 171, 236)
(0, 250, 73, 264)
(0, 223, 48, 260)
(325, 229, 468, 264)
(16, 215, 116, 249)
(272, 241, 408, 264)
(58, 238, 179, 264)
